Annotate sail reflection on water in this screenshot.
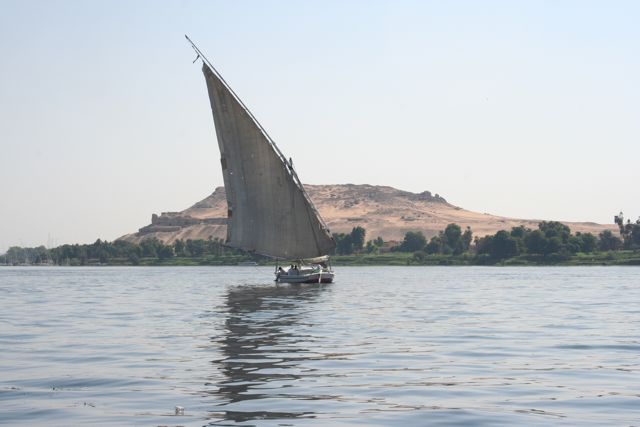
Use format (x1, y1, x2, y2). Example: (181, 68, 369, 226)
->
(205, 283, 332, 424)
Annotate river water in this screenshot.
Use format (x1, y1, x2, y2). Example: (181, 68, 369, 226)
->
(0, 266, 638, 426)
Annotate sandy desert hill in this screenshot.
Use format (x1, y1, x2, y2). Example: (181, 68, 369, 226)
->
(118, 184, 615, 245)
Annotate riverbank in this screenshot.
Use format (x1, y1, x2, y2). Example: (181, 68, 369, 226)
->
(4, 250, 639, 267)
(330, 251, 640, 266)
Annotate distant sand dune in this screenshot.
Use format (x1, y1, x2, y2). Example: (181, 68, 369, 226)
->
(118, 184, 615, 245)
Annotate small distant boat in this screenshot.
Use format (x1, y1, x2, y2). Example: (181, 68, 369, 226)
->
(187, 36, 336, 283)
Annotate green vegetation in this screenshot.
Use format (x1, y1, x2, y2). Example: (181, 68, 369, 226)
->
(333, 226, 367, 255)
(332, 215, 640, 266)
(614, 212, 640, 250)
(410, 218, 640, 266)
(2, 213, 639, 267)
(0, 238, 259, 266)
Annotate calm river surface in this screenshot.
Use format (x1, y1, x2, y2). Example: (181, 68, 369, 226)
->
(0, 266, 638, 426)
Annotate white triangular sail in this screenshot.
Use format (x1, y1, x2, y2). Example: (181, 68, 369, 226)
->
(201, 63, 335, 259)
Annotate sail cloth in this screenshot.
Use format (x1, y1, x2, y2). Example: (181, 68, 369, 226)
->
(202, 63, 335, 259)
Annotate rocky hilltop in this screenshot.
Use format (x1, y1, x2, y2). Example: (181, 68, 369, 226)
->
(118, 184, 614, 245)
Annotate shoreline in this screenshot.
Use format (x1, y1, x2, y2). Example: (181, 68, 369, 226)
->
(3, 251, 639, 267)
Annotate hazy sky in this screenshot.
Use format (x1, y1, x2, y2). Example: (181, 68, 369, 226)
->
(1, 0, 638, 252)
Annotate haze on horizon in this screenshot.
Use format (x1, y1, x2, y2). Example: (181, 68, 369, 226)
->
(1, 0, 638, 253)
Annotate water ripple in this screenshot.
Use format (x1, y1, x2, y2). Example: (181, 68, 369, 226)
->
(1, 266, 639, 426)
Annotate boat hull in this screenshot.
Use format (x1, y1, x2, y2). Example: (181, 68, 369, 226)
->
(276, 271, 334, 284)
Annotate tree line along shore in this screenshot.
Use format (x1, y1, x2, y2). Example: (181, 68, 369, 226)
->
(2, 215, 639, 266)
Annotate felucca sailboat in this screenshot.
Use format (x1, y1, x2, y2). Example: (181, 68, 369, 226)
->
(187, 36, 336, 283)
